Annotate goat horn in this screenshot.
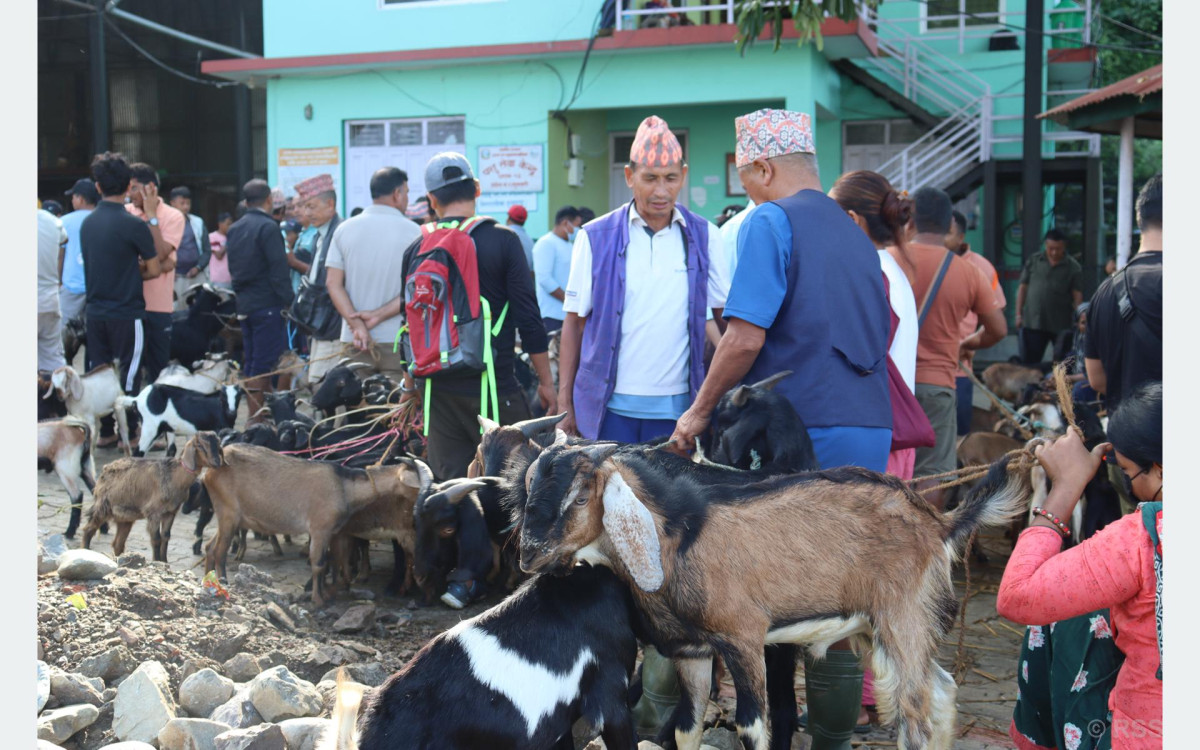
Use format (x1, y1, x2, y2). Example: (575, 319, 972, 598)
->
(581, 442, 619, 464)
(345, 362, 373, 372)
(729, 385, 752, 408)
(412, 458, 434, 490)
(477, 414, 501, 434)
(749, 370, 794, 391)
(436, 479, 489, 506)
(512, 412, 567, 439)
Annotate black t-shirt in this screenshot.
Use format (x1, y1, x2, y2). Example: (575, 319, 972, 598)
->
(401, 216, 548, 395)
(1085, 251, 1162, 410)
(79, 200, 157, 321)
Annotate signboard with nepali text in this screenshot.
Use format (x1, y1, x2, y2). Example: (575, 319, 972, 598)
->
(277, 147, 342, 204)
(477, 145, 544, 194)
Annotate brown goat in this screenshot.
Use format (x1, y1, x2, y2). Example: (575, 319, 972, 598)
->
(181, 432, 424, 607)
(81, 457, 198, 561)
(518, 444, 1033, 750)
(980, 362, 1044, 403)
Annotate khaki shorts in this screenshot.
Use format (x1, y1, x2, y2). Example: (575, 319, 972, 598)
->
(308, 338, 348, 382)
(914, 383, 958, 478)
(345, 342, 408, 384)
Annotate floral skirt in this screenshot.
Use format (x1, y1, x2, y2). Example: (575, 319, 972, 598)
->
(1010, 610, 1125, 750)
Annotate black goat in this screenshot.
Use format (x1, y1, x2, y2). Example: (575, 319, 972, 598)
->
(321, 565, 640, 750)
(38, 371, 68, 421)
(61, 317, 86, 367)
(170, 284, 238, 368)
(311, 360, 372, 416)
(707, 371, 817, 475)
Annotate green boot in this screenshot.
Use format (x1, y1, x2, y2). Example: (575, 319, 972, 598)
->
(803, 648, 864, 750)
(632, 646, 681, 739)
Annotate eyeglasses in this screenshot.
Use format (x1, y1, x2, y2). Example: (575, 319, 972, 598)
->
(1119, 466, 1151, 500)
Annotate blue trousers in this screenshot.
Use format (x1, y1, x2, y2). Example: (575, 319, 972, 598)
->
(807, 426, 892, 472)
(597, 411, 677, 444)
(956, 375, 974, 436)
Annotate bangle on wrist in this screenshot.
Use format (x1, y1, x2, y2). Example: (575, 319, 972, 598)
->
(1030, 507, 1071, 538)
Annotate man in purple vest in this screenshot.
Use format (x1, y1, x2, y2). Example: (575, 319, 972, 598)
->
(558, 115, 729, 443)
(671, 109, 893, 748)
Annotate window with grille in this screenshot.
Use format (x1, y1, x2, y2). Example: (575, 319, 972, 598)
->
(925, 0, 1004, 30)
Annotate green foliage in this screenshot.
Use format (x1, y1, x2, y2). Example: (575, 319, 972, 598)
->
(734, 0, 879, 54)
(1095, 0, 1162, 85)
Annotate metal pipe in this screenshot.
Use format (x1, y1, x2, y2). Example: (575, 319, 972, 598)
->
(107, 7, 259, 59)
(1116, 116, 1135, 269)
(88, 0, 110, 153)
(1021, 0, 1045, 271)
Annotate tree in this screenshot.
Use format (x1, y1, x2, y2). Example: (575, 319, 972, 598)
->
(734, 0, 879, 53)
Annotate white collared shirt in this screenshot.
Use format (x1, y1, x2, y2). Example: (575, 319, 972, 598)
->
(564, 203, 728, 396)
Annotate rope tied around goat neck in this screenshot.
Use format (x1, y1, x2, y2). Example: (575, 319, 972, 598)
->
(911, 362, 1080, 495)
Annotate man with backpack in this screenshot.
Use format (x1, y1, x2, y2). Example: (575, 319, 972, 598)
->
(355, 152, 555, 484)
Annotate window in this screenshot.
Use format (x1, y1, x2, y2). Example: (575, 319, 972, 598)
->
(924, 0, 1004, 31)
(343, 116, 467, 212)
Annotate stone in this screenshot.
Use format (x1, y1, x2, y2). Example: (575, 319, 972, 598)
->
(208, 625, 252, 663)
(701, 727, 740, 750)
(247, 666, 323, 722)
(179, 669, 236, 720)
(180, 657, 222, 684)
(41, 534, 68, 572)
(157, 718, 232, 750)
(222, 653, 264, 683)
(263, 602, 294, 632)
(277, 717, 332, 750)
(302, 644, 354, 671)
(57, 549, 118, 580)
(113, 661, 177, 745)
(78, 645, 138, 681)
(117, 552, 147, 569)
(231, 564, 273, 588)
(213, 723, 286, 750)
(37, 704, 100, 743)
(319, 662, 388, 687)
(96, 743, 157, 750)
(49, 667, 105, 707)
(209, 693, 263, 730)
(638, 742, 666, 750)
(38, 660, 50, 713)
(332, 604, 376, 633)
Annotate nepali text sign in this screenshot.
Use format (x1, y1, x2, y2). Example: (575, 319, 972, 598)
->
(277, 147, 342, 202)
(477, 145, 544, 194)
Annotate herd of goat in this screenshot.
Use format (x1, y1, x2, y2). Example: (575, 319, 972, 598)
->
(36, 283, 1114, 750)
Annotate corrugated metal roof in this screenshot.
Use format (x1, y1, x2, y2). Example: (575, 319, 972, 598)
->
(1039, 64, 1162, 121)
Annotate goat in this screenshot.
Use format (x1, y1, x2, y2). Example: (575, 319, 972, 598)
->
(318, 564, 640, 750)
(170, 283, 238, 367)
(516, 443, 1033, 750)
(119, 384, 242, 457)
(38, 371, 68, 421)
(44, 364, 132, 457)
(38, 418, 97, 538)
(80, 457, 199, 561)
(61, 317, 86, 367)
(181, 432, 425, 606)
(706, 370, 817, 475)
(980, 362, 1045, 404)
(154, 354, 239, 395)
(329, 457, 435, 598)
(264, 389, 316, 427)
(311, 360, 373, 417)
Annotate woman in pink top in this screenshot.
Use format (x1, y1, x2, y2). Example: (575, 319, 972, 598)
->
(207, 211, 233, 288)
(999, 381, 1162, 749)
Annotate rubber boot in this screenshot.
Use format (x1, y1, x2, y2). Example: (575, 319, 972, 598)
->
(803, 648, 864, 750)
(631, 646, 681, 739)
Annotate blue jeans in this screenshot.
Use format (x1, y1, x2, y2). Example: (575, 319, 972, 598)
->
(956, 375, 974, 436)
(240, 307, 287, 378)
(807, 426, 892, 472)
(597, 412, 677, 444)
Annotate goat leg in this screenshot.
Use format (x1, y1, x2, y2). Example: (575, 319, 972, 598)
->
(718, 642, 770, 750)
(385, 540, 407, 596)
(112, 522, 133, 558)
(271, 535, 284, 557)
(64, 491, 84, 540)
(665, 655, 713, 750)
(764, 645, 798, 750)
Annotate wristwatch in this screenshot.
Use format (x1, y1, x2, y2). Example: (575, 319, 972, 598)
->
(148, 217, 159, 227)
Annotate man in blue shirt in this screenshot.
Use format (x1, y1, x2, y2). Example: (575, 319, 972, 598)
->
(670, 108, 892, 746)
(531, 205, 581, 333)
(59, 178, 99, 323)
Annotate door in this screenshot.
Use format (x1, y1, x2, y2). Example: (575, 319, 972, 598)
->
(609, 130, 689, 212)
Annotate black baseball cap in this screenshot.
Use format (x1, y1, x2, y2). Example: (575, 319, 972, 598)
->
(64, 178, 100, 204)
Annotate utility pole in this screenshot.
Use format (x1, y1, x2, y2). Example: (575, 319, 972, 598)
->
(89, 0, 111, 154)
(233, 3, 253, 188)
(1022, 0, 1044, 266)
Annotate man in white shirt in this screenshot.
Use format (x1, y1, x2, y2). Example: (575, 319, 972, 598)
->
(558, 115, 729, 443)
(38, 208, 68, 371)
(531, 205, 582, 333)
(326, 167, 422, 382)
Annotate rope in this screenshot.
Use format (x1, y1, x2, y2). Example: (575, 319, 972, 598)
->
(957, 362, 1034, 440)
(1051, 361, 1079, 433)
(231, 345, 353, 387)
(953, 529, 979, 683)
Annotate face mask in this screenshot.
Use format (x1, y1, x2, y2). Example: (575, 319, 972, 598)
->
(567, 227, 578, 242)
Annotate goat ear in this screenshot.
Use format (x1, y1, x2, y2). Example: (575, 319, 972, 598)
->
(477, 414, 501, 434)
(729, 385, 752, 408)
(399, 461, 428, 490)
(749, 370, 793, 391)
(600, 469, 664, 592)
(181, 441, 198, 472)
(202, 432, 224, 468)
(68, 370, 84, 402)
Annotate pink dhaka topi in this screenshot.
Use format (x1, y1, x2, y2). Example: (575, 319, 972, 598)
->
(629, 116, 683, 167)
(294, 173, 335, 201)
(734, 108, 815, 168)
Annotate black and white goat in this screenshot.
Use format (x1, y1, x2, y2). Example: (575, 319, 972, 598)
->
(319, 564, 640, 750)
(154, 354, 239, 395)
(119, 384, 243, 457)
(38, 418, 98, 538)
(516, 443, 1033, 750)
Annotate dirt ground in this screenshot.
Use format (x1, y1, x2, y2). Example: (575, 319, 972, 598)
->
(37, 440, 1027, 749)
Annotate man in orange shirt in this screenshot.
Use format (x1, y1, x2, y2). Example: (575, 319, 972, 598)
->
(127, 162, 184, 383)
(909, 187, 1007, 509)
(947, 210, 1006, 435)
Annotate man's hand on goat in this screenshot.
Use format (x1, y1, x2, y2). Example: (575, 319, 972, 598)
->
(558, 403, 579, 437)
(669, 407, 709, 455)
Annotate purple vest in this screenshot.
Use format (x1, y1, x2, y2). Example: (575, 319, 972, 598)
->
(573, 202, 710, 439)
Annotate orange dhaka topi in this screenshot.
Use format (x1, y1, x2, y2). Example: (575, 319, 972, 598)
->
(629, 115, 683, 167)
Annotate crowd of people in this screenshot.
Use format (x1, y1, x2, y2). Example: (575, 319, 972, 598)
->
(35, 107, 1163, 748)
